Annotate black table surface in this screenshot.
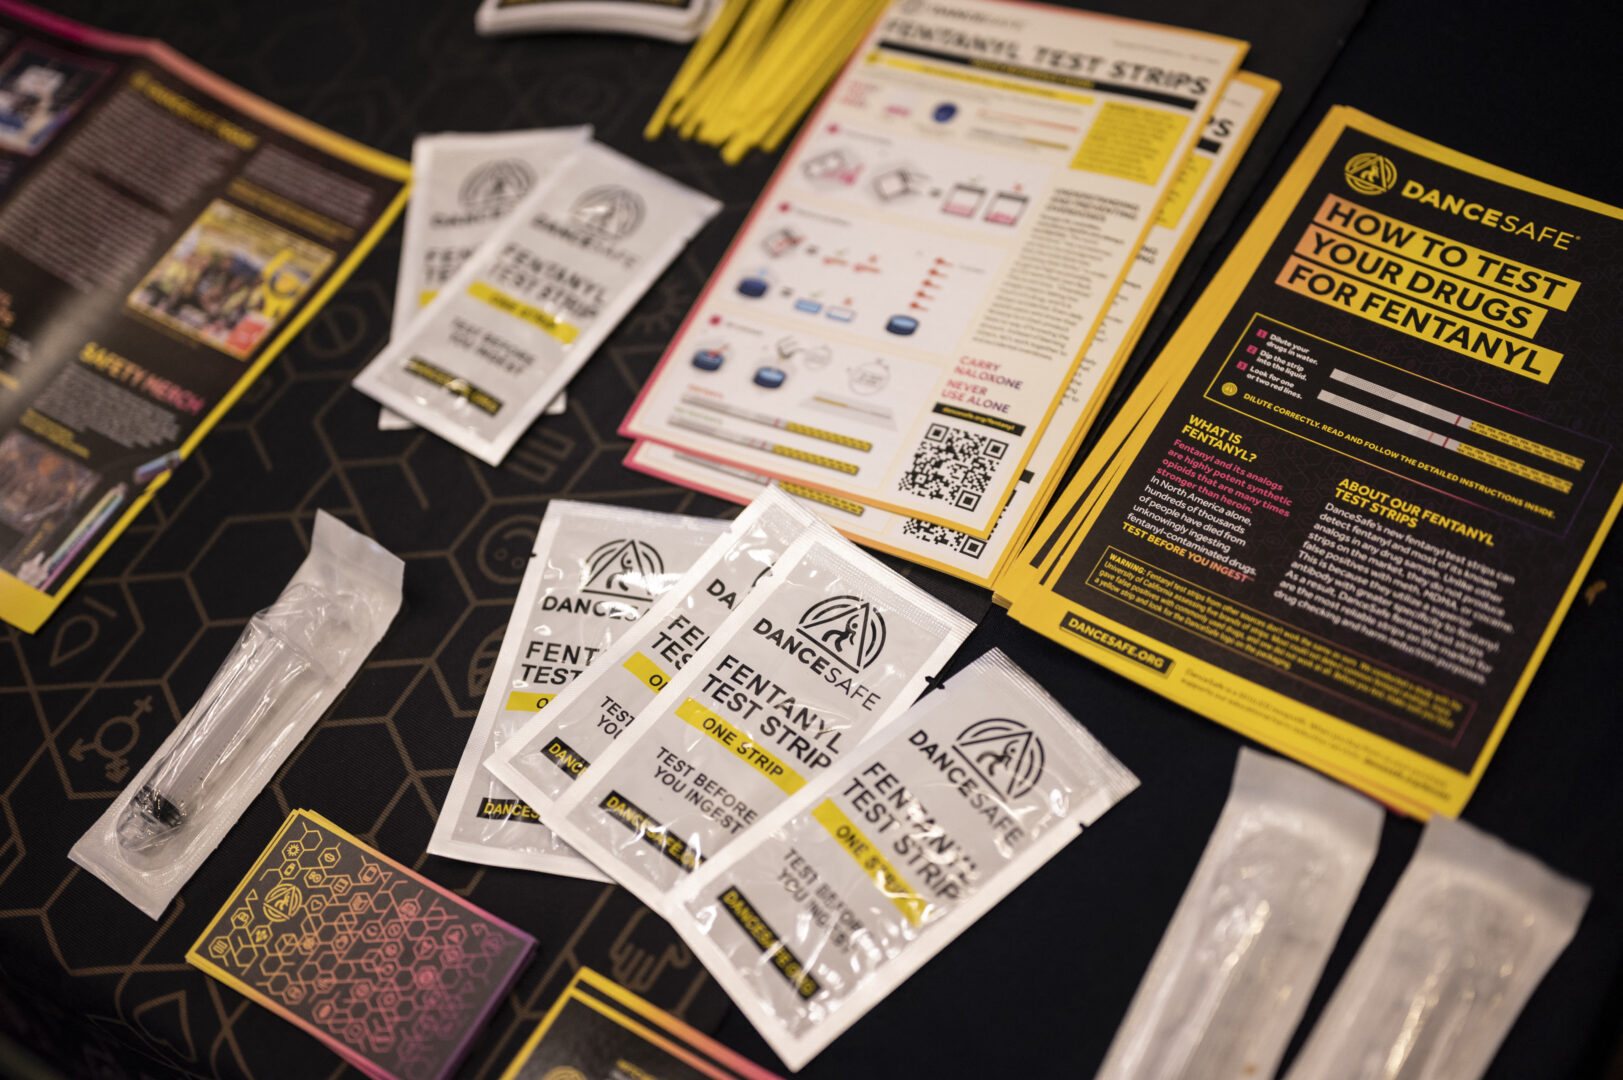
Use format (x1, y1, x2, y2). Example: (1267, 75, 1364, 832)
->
(3, 1, 1622, 1078)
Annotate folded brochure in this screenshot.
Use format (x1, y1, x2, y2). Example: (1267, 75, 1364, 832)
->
(0, 1, 409, 633)
(499, 967, 783, 1080)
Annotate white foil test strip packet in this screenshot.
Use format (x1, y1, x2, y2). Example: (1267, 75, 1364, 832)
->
(1284, 816, 1590, 1080)
(1094, 747, 1384, 1080)
(379, 125, 592, 431)
(355, 141, 722, 464)
(485, 485, 836, 817)
(669, 648, 1138, 1070)
(427, 500, 728, 876)
(544, 529, 974, 912)
(71, 511, 404, 918)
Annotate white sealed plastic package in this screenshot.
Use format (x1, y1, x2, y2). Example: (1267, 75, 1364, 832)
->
(380, 126, 591, 430)
(485, 485, 832, 814)
(545, 529, 974, 910)
(1284, 815, 1589, 1080)
(673, 649, 1138, 1070)
(427, 500, 727, 876)
(355, 141, 722, 463)
(1094, 747, 1384, 1080)
(70, 511, 404, 918)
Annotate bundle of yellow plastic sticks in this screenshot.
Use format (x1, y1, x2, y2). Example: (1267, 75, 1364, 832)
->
(645, 0, 888, 162)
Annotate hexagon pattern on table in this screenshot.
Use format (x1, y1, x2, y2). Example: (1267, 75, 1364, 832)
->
(0, 1, 771, 1076)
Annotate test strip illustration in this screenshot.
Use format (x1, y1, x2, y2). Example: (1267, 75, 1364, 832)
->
(1328, 368, 1584, 470)
(680, 393, 873, 451)
(662, 450, 870, 518)
(669, 415, 861, 474)
(1317, 389, 1573, 493)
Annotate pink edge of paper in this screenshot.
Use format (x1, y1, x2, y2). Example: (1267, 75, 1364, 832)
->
(247, 812, 538, 1080)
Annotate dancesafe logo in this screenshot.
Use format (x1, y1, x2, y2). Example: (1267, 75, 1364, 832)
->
(459, 159, 536, 215)
(581, 539, 665, 601)
(263, 881, 304, 921)
(571, 185, 645, 239)
(1344, 152, 1398, 196)
(953, 718, 1046, 799)
(797, 595, 887, 670)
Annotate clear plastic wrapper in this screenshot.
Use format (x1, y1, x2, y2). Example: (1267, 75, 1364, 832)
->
(1284, 815, 1589, 1080)
(427, 500, 728, 876)
(379, 125, 591, 431)
(354, 141, 721, 464)
(1094, 747, 1384, 1080)
(486, 485, 834, 814)
(671, 648, 1137, 1070)
(70, 511, 404, 918)
(545, 529, 973, 913)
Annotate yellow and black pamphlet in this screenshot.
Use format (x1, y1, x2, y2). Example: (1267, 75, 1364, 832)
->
(0, 4, 409, 633)
(1002, 108, 1623, 818)
(500, 968, 783, 1080)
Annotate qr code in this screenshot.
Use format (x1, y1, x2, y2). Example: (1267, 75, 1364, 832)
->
(900, 516, 987, 559)
(898, 423, 1008, 513)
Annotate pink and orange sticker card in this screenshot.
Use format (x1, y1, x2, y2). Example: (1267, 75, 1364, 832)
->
(187, 810, 535, 1080)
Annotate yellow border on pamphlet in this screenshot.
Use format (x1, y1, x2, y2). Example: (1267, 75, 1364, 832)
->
(988, 72, 1279, 593)
(0, 180, 410, 634)
(146, 42, 412, 182)
(500, 968, 781, 1080)
(1008, 107, 1623, 817)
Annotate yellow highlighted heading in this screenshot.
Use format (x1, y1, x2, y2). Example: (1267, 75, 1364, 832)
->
(1295, 223, 1549, 336)
(623, 651, 672, 693)
(676, 698, 805, 794)
(1312, 195, 1578, 311)
(1275, 256, 1561, 383)
(468, 280, 579, 343)
(812, 800, 928, 926)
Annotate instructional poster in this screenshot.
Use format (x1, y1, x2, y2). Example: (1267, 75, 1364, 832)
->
(0, 1, 409, 633)
(623, 0, 1245, 537)
(1012, 108, 1623, 818)
(627, 74, 1278, 586)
